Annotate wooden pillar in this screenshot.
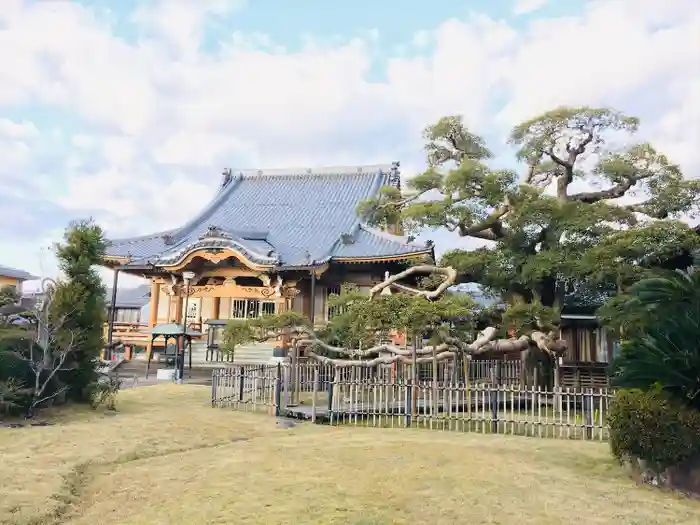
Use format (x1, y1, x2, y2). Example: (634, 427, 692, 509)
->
(167, 292, 174, 322)
(173, 295, 183, 324)
(309, 268, 316, 325)
(146, 281, 160, 358)
(212, 297, 221, 320)
(149, 281, 160, 328)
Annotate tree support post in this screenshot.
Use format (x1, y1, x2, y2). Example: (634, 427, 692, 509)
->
(274, 363, 282, 416)
(311, 367, 319, 423)
(405, 383, 413, 428)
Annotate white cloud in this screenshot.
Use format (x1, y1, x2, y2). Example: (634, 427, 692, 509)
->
(131, 0, 247, 60)
(499, 0, 700, 126)
(0, 0, 699, 285)
(512, 0, 549, 16)
(0, 118, 39, 139)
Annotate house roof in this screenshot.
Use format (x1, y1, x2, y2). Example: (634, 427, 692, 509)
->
(0, 265, 38, 282)
(106, 284, 151, 308)
(104, 164, 432, 269)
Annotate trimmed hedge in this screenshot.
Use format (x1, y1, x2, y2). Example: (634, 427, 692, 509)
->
(608, 388, 700, 471)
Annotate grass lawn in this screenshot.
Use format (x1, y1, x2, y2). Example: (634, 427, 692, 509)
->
(1, 385, 698, 525)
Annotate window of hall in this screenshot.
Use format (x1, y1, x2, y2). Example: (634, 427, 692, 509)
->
(231, 299, 276, 319)
(326, 285, 342, 320)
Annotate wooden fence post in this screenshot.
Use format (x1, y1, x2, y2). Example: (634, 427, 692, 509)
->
(311, 367, 319, 423)
(584, 388, 593, 440)
(238, 366, 245, 402)
(490, 363, 500, 434)
(211, 369, 218, 408)
(329, 368, 338, 424)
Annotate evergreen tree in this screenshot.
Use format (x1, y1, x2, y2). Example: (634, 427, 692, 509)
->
(360, 107, 700, 329)
(49, 219, 107, 401)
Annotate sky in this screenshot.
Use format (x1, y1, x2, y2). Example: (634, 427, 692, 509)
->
(0, 0, 698, 290)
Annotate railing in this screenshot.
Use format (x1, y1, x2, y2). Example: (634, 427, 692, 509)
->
(102, 322, 150, 347)
(293, 358, 523, 390)
(328, 378, 612, 441)
(211, 365, 279, 414)
(211, 363, 615, 441)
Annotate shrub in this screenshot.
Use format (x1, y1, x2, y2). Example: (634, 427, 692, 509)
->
(610, 312, 700, 411)
(608, 268, 700, 411)
(0, 330, 37, 414)
(608, 388, 700, 471)
(0, 378, 32, 417)
(90, 374, 122, 411)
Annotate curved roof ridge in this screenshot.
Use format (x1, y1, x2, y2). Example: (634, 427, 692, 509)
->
(157, 233, 279, 267)
(107, 228, 176, 247)
(232, 164, 395, 178)
(167, 174, 245, 245)
(106, 173, 244, 248)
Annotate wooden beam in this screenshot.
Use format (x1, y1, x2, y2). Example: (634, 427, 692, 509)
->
(152, 268, 278, 285)
(200, 268, 268, 279)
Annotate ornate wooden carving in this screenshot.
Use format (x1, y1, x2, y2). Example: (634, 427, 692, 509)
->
(312, 264, 329, 278)
(244, 286, 276, 298)
(182, 282, 285, 299)
(283, 287, 300, 299)
(202, 251, 233, 264)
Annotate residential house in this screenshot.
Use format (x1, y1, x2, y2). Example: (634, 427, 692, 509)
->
(0, 264, 38, 297)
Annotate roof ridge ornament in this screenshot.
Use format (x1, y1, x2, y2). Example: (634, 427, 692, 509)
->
(340, 233, 355, 245)
(199, 225, 231, 240)
(221, 168, 233, 189)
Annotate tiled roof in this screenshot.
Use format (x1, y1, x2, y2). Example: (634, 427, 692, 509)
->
(0, 264, 38, 281)
(105, 164, 431, 269)
(331, 225, 428, 260)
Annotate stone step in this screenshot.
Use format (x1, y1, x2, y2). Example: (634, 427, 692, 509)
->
(188, 341, 275, 365)
(119, 345, 276, 369)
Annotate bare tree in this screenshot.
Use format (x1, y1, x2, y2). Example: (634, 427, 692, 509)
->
(9, 279, 79, 416)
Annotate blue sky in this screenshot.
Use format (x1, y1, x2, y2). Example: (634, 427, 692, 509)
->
(0, 0, 698, 288)
(84, 0, 587, 50)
